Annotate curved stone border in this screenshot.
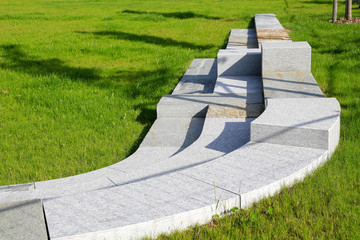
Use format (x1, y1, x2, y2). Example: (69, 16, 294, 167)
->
(0, 14, 340, 240)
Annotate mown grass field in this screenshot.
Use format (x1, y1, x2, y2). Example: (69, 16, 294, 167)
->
(1, 0, 359, 238)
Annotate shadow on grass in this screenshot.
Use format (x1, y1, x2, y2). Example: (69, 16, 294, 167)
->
(121, 10, 220, 20)
(0, 44, 100, 82)
(77, 30, 214, 50)
(0, 44, 179, 160)
(102, 67, 178, 98)
(299, 0, 334, 5)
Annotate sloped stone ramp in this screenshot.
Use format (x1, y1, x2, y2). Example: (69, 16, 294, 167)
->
(0, 14, 340, 240)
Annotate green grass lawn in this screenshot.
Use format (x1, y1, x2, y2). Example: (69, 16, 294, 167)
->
(1, 0, 360, 238)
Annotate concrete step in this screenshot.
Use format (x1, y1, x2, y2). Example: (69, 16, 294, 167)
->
(172, 58, 217, 94)
(217, 49, 261, 76)
(0, 199, 48, 240)
(157, 93, 263, 118)
(42, 141, 328, 240)
(262, 41, 311, 73)
(226, 29, 258, 49)
(140, 118, 204, 148)
(262, 71, 324, 99)
(255, 14, 291, 43)
(213, 75, 263, 94)
(251, 98, 340, 154)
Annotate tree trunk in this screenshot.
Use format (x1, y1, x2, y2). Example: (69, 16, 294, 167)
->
(346, 0, 352, 20)
(333, 0, 338, 22)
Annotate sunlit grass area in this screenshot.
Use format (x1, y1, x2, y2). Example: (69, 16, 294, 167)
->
(1, 0, 360, 238)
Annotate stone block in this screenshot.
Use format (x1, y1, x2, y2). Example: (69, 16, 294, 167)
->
(0, 199, 48, 240)
(262, 41, 311, 72)
(157, 93, 263, 118)
(251, 98, 340, 154)
(226, 29, 258, 49)
(43, 172, 238, 239)
(140, 118, 204, 148)
(172, 58, 217, 94)
(214, 76, 263, 94)
(262, 71, 324, 99)
(217, 49, 261, 76)
(255, 14, 284, 30)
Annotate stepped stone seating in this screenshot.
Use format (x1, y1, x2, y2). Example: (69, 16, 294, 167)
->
(0, 14, 340, 240)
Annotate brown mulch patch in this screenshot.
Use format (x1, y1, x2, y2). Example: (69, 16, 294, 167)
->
(329, 17, 360, 24)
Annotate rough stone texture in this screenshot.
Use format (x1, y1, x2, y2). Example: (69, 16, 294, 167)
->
(140, 118, 204, 147)
(0, 199, 48, 240)
(255, 14, 284, 30)
(206, 104, 264, 118)
(262, 41, 311, 72)
(226, 29, 258, 49)
(254, 14, 291, 42)
(157, 93, 263, 118)
(251, 98, 341, 153)
(177, 141, 328, 207)
(43, 173, 238, 240)
(262, 71, 324, 99)
(217, 49, 261, 76)
(214, 76, 263, 94)
(172, 59, 217, 94)
(43, 141, 329, 240)
(256, 29, 291, 42)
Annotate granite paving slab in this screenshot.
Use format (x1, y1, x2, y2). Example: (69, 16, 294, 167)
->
(214, 76, 263, 94)
(226, 29, 258, 49)
(157, 93, 263, 118)
(262, 71, 324, 99)
(172, 58, 217, 94)
(217, 49, 261, 76)
(43, 171, 238, 239)
(262, 41, 311, 72)
(0, 199, 48, 240)
(251, 98, 340, 153)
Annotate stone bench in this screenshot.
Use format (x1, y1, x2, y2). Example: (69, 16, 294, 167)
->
(255, 14, 291, 43)
(226, 29, 258, 49)
(0, 14, 341, 240)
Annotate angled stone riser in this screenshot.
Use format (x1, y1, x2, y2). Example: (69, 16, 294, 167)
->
(217, 49, 261, 76)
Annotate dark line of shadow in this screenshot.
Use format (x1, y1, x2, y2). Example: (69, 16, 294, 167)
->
(264, 86, 324, 97)
(170, 117, 205, 157)
(76, 31, 215, 50)
(250, 114, 339, 145)
(299, 0, 335, 5)
(121, 10, 221, 20)
(263, 76, 319, 86)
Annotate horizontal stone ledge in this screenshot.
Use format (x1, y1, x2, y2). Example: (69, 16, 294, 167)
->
(251, 98, 340, 154)
(262, 41, 311, 72)
(157, 93, 263, 118)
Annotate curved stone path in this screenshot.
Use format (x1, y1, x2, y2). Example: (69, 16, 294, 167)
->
(0, 14, 340, 240)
